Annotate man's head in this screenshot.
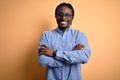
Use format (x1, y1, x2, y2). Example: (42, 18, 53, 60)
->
(55, 2, 74, 31)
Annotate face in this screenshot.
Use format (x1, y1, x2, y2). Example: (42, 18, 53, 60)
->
(56, 6, 73, 30)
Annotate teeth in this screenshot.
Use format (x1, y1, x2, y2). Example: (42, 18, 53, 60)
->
(61, 21, 67, 25)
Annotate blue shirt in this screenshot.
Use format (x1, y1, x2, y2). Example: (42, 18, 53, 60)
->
(38, 28, 91, 80)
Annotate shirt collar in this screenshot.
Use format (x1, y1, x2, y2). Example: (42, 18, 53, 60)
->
(56, 27, 70, 36)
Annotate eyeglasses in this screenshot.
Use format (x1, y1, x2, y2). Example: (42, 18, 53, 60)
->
(57, 13, 72, 18)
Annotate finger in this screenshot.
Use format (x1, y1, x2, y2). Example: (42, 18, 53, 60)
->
(38, 50, 46, 53)
(80, 44, 85, 48)
(40, 44, 47, 48)
(39, 47, 47, 50)
(73, 44, 85, 50)
(39, 49, 46, 51)
(78, 44, 85, 48)
(39, 47, 46, 50)
(39, 48, 47, 51)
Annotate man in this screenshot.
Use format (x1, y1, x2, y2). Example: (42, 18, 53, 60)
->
(38, 2, 91, 80)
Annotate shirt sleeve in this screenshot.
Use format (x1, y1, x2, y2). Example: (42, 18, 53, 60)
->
(38, 32, 64, 67)
(55, 32, 91, 64)
(38, 54, 64, 67)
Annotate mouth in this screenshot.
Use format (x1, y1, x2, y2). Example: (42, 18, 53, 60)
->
(60, 21, 67, 25)
(58, 19, 69, 26)
(57, 20, 69, 30)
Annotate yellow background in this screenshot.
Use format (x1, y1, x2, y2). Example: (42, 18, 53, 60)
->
(0, 0, 120, 80)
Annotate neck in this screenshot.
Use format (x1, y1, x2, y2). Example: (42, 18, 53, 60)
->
(58, 26, 69, 32)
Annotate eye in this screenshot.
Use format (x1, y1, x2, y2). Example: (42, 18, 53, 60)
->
(57, 13, 63, 17)
(57, 13, 72, 18)
(65, 14, 72, 17)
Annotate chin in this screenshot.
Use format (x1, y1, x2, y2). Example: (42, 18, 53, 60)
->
(58, 26, 68, 30)
(61, 25, 67, 27)
(59, 24, 68, 27)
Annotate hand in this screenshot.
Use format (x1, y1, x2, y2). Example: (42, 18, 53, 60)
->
(73, 44, 85, 50)
(38, 45, 56, 57)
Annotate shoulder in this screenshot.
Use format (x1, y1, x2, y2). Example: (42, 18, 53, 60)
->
(42, 29, 56, 34)
(70, 28, 85, 36)
(41, 29, 56, 37)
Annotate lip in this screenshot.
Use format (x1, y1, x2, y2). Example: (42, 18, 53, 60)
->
(60, 21, 67, 25)
(58, 19, 69, 25)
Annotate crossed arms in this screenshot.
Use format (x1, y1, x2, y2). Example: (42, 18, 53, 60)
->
(38, 32, 91, 67)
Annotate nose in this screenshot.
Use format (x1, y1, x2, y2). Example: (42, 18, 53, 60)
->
(61, 15, 66, 20)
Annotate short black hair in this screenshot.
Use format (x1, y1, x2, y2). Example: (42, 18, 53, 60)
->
(55, 2, 74, 18)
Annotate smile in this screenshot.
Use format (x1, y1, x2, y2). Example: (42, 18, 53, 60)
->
(60, 21, 67, 25)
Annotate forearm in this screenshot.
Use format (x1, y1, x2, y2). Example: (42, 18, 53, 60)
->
(55, 49, 91, 64)
(38, 54, 64, 67)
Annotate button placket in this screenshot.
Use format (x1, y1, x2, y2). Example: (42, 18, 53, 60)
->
(62, 35, 66, 49)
